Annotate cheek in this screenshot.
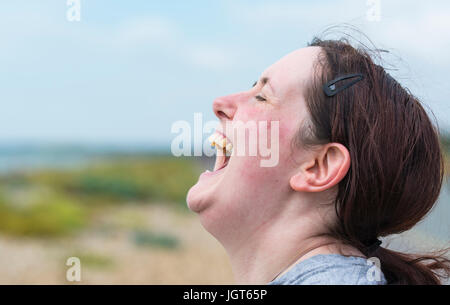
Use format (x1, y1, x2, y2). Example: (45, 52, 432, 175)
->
(231, 106, 299, 176)
(263, 115, 297, 166)
(233, 154, 286, 194)
(278, 123, 296, 156)
(235, 109, 293, 143)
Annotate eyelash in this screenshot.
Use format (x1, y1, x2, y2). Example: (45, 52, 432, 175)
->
(255, 95, 267, 102)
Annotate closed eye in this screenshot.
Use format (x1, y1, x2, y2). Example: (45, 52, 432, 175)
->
(252, 81, 257, 87)
(255, 95, 267, 102)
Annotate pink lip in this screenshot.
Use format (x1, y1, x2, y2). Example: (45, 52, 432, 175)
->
(215, 130, 231, 143)
(215, 130, 226, 137)
(200, 156, 229, 178)
(200, 165, 226, 178)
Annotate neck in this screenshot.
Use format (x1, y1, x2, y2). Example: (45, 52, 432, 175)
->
(221, 201, 339, 284)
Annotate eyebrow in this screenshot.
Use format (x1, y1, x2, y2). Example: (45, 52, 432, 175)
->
(261, 77, 276, 96)
(261, 77, 269, 86)
(252, 77, 277, 97)
(253, 77, 270, 88)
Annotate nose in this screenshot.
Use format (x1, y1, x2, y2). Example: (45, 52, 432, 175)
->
(212, 92, 244, 122)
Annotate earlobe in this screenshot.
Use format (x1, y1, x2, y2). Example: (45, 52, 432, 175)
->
(289, 143, 350, 193)
(289, 159, 316, 192)
(290, 172, 316, 192)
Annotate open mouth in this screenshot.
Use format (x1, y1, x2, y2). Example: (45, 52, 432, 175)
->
(208, 131, 233, 172)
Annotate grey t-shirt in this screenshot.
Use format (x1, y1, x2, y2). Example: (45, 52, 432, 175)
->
(268, 254, 387, 285)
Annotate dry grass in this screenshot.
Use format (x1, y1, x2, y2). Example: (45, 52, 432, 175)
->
(0, 204, 234, 284)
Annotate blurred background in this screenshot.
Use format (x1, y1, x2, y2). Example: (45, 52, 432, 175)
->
(0, 0, 448, 284)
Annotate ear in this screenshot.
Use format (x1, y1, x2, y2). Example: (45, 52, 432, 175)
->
(290, 143, 350, 193)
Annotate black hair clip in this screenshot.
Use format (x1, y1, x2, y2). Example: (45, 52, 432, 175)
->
(323, 73, 364, 97)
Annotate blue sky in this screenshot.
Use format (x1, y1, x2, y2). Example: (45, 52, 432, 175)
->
(1, 0, 449, 146)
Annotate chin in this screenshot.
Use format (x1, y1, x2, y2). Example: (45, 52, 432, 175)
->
(186, 166, 228, 213)
(186, 182, 212, 213)
(186, 186, 221, 239)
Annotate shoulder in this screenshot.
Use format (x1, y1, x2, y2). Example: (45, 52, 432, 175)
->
(269, 254, 387, 285)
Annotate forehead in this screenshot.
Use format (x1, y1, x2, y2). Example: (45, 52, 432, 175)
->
(262, 46, 322, 99)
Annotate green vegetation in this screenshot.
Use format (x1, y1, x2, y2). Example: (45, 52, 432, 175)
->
(21, 156, 200, 205)
(442, 135, 450, 153)
(0, 156, 201, 237)
(0, 192, 86, 237)
(131, 229, 179, 249)
(68, 252, 115, 269)
(442, 134, 450, 175)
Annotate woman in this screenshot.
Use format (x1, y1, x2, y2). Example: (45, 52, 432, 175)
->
(186, 36, 450, 284)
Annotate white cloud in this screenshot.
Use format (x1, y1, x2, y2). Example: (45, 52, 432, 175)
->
(226, 0, 365, 30)
(225, 0, 450, 59)
(376, 10, 450, 57)
(112, 17, 180, 49)
(186, 44, 239, 71)
(0, 5, 240, 72)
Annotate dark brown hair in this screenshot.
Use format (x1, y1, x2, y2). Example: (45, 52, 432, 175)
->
(301, 37, 450, 284)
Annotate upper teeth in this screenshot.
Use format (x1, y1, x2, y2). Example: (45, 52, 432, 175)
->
(208, 132, 233, 153)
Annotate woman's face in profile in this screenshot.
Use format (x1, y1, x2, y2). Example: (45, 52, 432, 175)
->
(187, 47, 322, 239)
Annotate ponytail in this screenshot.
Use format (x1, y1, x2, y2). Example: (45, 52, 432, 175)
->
(374, 247, 450, 284)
